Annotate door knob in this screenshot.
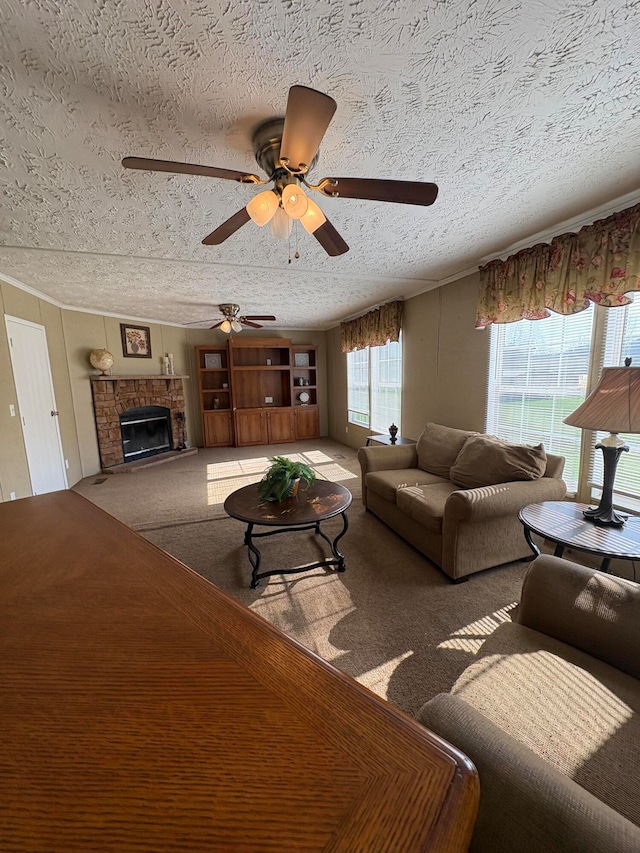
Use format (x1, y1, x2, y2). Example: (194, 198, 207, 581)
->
(51, 410, 60, 417)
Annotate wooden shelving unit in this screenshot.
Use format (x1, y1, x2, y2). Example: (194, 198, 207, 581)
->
(196, 339, 320, 447)
(292, 345, 320, 439)
(196, 345, 233, 447)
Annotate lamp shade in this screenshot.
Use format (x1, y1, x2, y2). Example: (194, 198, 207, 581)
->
(269, 206, 292, 240)
(299, 197, 327, 234)
(246, 190, 279, 227)
(564, 367, 640, 433)
(220, 319, 232, 334)
(230, 319, 242, 333)
(281, 184, 309, 219)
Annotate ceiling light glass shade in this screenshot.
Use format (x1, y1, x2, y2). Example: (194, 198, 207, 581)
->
(246, 190, 279, 227)
(269, 206, 293, 240)
(220, 319, 232, 334)
(281, 184, 309, 219)
(231, 319, 243, 333)
(299, 197, 327, 234)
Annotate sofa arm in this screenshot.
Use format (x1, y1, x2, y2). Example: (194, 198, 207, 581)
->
(517, 554, 640, 680)
(357, 445, 418, 505)
(444, 476, 567, 523)
(418, 693, 640, 853)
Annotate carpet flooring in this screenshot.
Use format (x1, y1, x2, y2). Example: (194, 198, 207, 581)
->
(75, 439, 528, 716)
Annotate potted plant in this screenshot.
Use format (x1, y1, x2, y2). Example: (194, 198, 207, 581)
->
(258, 456, 316, 503)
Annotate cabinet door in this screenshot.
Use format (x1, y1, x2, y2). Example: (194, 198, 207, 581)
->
(295, 406, 319, 440)
(267, 408, 295, 443)
(234, 410, 267, 446)
(203, 411, 233, 447)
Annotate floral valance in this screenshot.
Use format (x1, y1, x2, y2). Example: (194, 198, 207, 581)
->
(340, 300, 403, 353)
(476, 202, 640, 328)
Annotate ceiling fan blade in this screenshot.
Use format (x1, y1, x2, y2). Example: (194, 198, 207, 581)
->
(209, 321, 224, 330)
(122, 157, 258, 183)
(319, 177, 439, 207)
(280, 85, 337, 173)
(241, 320, 263, 329)
(184, 318, 219, 326)
(202, 208, 251, 245)
(243, 315, 276, 321)
(312, 218, 349, 256)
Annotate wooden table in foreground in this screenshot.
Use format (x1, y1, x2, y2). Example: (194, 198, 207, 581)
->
(0, 491, 478, 852)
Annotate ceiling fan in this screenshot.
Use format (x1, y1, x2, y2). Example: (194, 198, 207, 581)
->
(122, 85, 438, 257)
(186, 304, 276, 333)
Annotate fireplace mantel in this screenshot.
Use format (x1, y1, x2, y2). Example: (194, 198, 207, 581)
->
(91, 374, 190, 394)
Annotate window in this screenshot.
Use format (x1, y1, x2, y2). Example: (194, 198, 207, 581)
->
(590, 299, 640, 508)
(488, 298, 640, 506)
(347, 337, 402, 432)
(487, 307, 594, 492)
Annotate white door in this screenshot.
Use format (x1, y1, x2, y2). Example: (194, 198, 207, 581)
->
(5, 315, 68, 495)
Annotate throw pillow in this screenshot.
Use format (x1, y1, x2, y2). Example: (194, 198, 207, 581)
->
(416, 422, 478, 478)
(449, 435, 547, 488)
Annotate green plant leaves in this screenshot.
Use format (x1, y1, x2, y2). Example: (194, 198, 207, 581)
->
(257, 456, 317, 502)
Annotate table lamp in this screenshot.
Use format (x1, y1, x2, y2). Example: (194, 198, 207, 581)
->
(564, 363, 640, 526)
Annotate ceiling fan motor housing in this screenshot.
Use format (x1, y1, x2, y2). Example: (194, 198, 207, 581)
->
(252, 118, 318, 179)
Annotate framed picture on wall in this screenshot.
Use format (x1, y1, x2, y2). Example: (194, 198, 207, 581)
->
(120, 324, 152, 358)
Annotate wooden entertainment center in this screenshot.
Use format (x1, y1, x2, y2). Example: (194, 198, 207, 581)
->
(196, 338, 320, 447)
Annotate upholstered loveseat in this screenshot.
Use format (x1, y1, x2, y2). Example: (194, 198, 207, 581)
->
(418, 554, 640, 852)
(357, 423, 567, 581)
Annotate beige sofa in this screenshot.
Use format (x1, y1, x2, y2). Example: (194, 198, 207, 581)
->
(418, 554, 640, 852)
(357, 423, 567, 581)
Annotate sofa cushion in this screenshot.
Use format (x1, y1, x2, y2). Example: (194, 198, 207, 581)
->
(365, 469, 448, 504)
(396, 482, 460, 533)
(452, 621, 640, 827)
(449, 434, 547, 488)
(416, 422, 478, 477)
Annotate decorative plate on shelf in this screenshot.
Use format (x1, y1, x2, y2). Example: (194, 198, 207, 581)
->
(294, 352, 310, 367)
(298, 391, 310, 404)
(204, 352, 222, 368)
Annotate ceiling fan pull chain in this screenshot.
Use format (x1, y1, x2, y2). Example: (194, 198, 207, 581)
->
(295, 221, 300, 260)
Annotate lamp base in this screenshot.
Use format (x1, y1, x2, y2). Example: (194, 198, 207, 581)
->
(583, 440, 629, 527)
(583, 505, 627, 526)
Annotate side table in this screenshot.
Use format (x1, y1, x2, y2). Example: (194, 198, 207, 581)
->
(365, 434, 416, 447)
(519, 501, 640, 576)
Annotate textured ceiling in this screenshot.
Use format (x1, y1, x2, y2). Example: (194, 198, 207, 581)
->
(1, 0, 640, 329)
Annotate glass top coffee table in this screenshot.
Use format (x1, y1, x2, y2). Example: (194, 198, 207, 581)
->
(224, 480, 352, 588)
(519, 501, 640, 575)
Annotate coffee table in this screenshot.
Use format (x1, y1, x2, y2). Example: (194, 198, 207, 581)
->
(519, 501, 640, 575)
(224, 480, 352, 588)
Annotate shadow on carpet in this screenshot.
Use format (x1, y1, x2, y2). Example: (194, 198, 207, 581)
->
(144, 501, 526, 717)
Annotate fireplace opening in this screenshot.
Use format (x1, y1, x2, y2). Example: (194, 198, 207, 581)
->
(119, 405, 172, 463)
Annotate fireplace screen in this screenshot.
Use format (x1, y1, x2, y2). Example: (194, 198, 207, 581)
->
(119, 406, 172, 462)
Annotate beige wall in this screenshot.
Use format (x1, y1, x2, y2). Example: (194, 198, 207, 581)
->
(0, 276, 329, 499)
(327, 271, 490, 449)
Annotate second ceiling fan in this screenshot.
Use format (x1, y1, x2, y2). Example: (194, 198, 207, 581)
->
(123, 85, 438, 257)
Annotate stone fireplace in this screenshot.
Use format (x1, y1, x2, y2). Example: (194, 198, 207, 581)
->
(91, 375, 187, 469)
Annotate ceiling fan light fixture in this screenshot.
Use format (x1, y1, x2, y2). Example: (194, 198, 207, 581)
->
(231, 319, 243, 333)
(220, 319, 232, 334)
(281, 183, 309, 220)
(300, 197, 327, 234)
(269, 205, 293, 240)
(246, 189, 279, 227)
